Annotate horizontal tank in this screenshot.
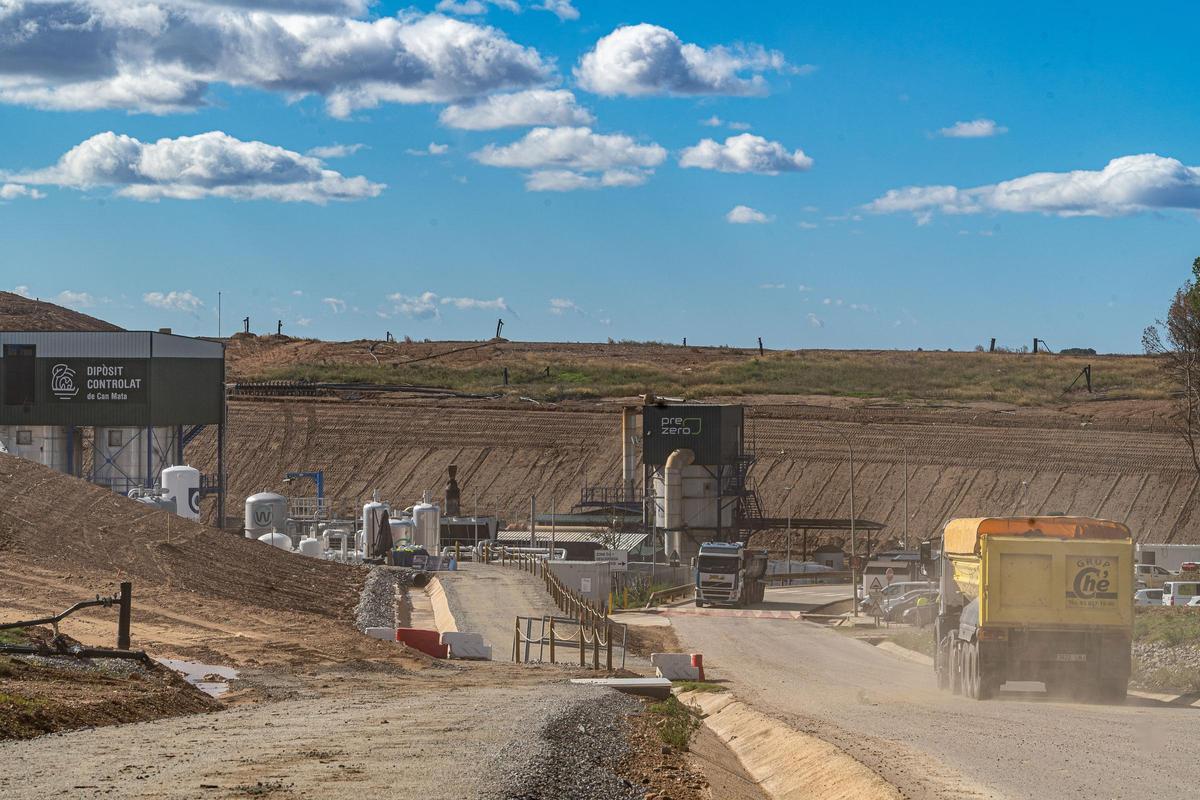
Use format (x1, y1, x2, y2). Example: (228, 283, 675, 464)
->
(93, 426, 177, 494)
(298, 537, 323, 558)
(257, 531, 293, 551)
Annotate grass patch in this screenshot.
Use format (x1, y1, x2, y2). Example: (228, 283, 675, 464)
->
(0, 692, 45, 710)
(645, 695, 700, 751)
(1134, 608, 1200, 647)
(672, 680, 726, 694)
(249, 348, 1169, 406)
(888, 628, 936, 657)
(0, 629, 25, 646)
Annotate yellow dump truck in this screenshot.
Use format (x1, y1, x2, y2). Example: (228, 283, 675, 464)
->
(934, 516, 1134, 701)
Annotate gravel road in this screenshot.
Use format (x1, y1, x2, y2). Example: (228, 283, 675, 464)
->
(436, 562, 566, 662)
(0, 669, 617, 800)
(673, 613, 1199, 800)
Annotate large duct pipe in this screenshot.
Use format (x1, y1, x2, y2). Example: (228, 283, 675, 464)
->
(663, 448, 694, 530)
(621, 407, 638, 499)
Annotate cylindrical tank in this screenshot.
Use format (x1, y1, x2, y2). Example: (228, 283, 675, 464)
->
(93, 426, 178, 493)
(298, 536, 323, 558)
(389, 517, 416, 545)
(161, 465, 202, 520)
(245, 492, 288, 538)
(257, 531, 293, 551)
(0, 425, 72, 473)
(362, 501, 386, 553)
(412, 492, 440, 552)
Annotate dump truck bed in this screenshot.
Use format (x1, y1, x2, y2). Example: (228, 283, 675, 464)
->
(951, 535, 1133, 629)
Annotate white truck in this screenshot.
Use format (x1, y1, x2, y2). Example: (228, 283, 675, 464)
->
(695, 541, 768, 608)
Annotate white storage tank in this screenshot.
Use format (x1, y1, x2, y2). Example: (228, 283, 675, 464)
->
(361, 500, 386, 554)
(257, 531, 293, 551)
(298, 536, 323, 558)
(412, 491, 440, 552)
(161, 465, 202, 520)
(245, 492, 288, 538)
(93, 426, 178, 493)
(0, 426, 73, 473)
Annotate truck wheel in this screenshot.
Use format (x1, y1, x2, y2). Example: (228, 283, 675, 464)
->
(935, 640, 950, 691)
(964, 643, 978, 699)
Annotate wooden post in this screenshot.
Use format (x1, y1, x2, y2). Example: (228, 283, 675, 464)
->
(579, 612, 586, 666)
(117, 581, 132, 651)
(512, 618, 520, 662)
(605, 622, 612, 672)
(549, 617, 556, 663)
(592, 620, 600, 670)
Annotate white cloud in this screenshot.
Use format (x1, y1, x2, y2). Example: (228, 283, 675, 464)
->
(295, 317, 312, 327)
(387, 291, 439, 319)
(306, 143, 366, 159)
(55, 290, 96, 308)
(700, 115, 749, 130)
(435, 0, 518, 14)
(548, 297, 582, 315)
(680, 133, 812, 174)
(726, 204, 773, 224)
(759, 283, 785, 289)
(144, 290, 204, 312)
(939, 119, 1007, 138)
(291, 289, 304, 296)
(806, 313, 823, 328)
(575, 24, 789, 97)
(322, 297, 347, 313)
(0, 6, 553, 117)
(796, 284, 812, 292)
(797, 221, 818, 229)
(474, 126, 666, 191)
(538, 0, 577, 20)
(867, 154, 1200, 219)
(0, 183, 44, 200)
(441, 295, 510, 311)
(11, 131, 384, 204)
(440, 89, 593, 130)
(12, 285, 31, 298)
(407, 142, 450, 156)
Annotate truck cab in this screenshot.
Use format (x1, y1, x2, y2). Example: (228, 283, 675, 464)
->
(695, 541, 767, 608)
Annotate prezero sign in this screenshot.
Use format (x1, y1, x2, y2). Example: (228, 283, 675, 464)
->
(48, 359, 148, 404)
(660, 416, 702, 435)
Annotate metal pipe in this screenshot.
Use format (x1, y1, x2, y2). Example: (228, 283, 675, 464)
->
(813, 423, 858, 615)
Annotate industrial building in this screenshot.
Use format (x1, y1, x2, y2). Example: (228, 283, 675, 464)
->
(0, 331, 226, 520)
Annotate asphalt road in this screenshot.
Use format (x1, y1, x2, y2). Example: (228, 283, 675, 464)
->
(763, 582, 853, 609)
(672, 614, 1197, 800)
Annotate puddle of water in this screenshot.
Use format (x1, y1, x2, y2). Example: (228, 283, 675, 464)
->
(154, 657, 239, 697)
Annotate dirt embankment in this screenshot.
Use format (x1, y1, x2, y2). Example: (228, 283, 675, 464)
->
(187, 396, 1200, 544)
(0, 291, 123, 332)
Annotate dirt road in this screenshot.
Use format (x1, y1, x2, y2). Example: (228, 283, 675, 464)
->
(0, 668, 596, 800)
(436, 563, 562, 661)
(672, 614, 1196, 800)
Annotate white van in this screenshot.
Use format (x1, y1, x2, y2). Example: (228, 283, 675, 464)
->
(1161, 581, 1200, 606)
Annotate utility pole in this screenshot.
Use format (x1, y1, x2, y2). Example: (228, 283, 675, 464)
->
(784, 484, 795, 587)
(814, 423, 858, 615)
(217, 291, 222, 338)
(530, 495, 536, 551)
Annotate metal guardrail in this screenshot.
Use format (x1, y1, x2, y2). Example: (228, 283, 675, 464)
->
(644, 584, 695, 608)
(511, 614, 626, 670)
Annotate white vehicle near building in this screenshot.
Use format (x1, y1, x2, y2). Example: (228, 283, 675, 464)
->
(1134, 588, 1163, 606)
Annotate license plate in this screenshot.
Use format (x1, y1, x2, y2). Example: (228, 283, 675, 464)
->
(1055, 653, 1087, 662)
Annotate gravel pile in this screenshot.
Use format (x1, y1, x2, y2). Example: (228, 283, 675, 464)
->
(1133, 640, 1200, 672)
(483, 687, 643, 800)
(354, 566, 418, 632)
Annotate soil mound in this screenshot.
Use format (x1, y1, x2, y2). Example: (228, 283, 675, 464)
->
(0, 291, 123, 332)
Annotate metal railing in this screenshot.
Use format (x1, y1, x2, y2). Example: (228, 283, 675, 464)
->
(511, 614, 626, 670)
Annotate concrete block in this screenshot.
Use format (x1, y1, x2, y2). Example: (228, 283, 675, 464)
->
(364, 627, 397, 641)
(651, 652, 703, 681)
(440, 631, 492, 660)
(396, 627, 449, 658)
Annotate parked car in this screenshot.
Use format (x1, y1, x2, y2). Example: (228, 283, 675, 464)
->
(1134, 588, 1163, 606)
(1135, 563, 1175, 588)
(863, 581, 934, 614)
(1162, 580, 1200, 606)
(901, 597, 939, 627)
(882, 588, 938, 622)
(1188, 596, 1200, 608)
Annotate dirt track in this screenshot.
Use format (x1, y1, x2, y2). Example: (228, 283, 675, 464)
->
(192, 397, 1200, 543)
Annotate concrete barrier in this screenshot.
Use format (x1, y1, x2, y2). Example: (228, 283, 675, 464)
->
(425, 577, 459, 634)
(364, 627, 397, 641)
(396, 627, 449, 659)
(441, 631, 491, 660)
(651, 652, 704, 681)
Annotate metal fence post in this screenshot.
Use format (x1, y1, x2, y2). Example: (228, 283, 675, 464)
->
(513, 618, 520, 662)
(579, 612, 586, 667)
(549, 617, 556, 664)
(592, 620, 600, 670)
(605, 622, 612, 672)
(117, 581, 132, 650)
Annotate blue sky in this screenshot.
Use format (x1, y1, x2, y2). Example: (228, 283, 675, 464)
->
(2, 1, 1199, 353)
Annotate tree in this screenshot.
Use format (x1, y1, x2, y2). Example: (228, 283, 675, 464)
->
(1143, 257, 1200, 473)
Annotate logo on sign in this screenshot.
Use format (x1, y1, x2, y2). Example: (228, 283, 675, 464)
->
(253, 507, 273, 527)
(187, 488, 201, 515)
(660, 416, 702, 436)
(1066, 557, 1118, 605)
(50, 363, 79, 399)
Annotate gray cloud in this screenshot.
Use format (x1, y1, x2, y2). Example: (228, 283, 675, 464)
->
(439, 89, 593, 130)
